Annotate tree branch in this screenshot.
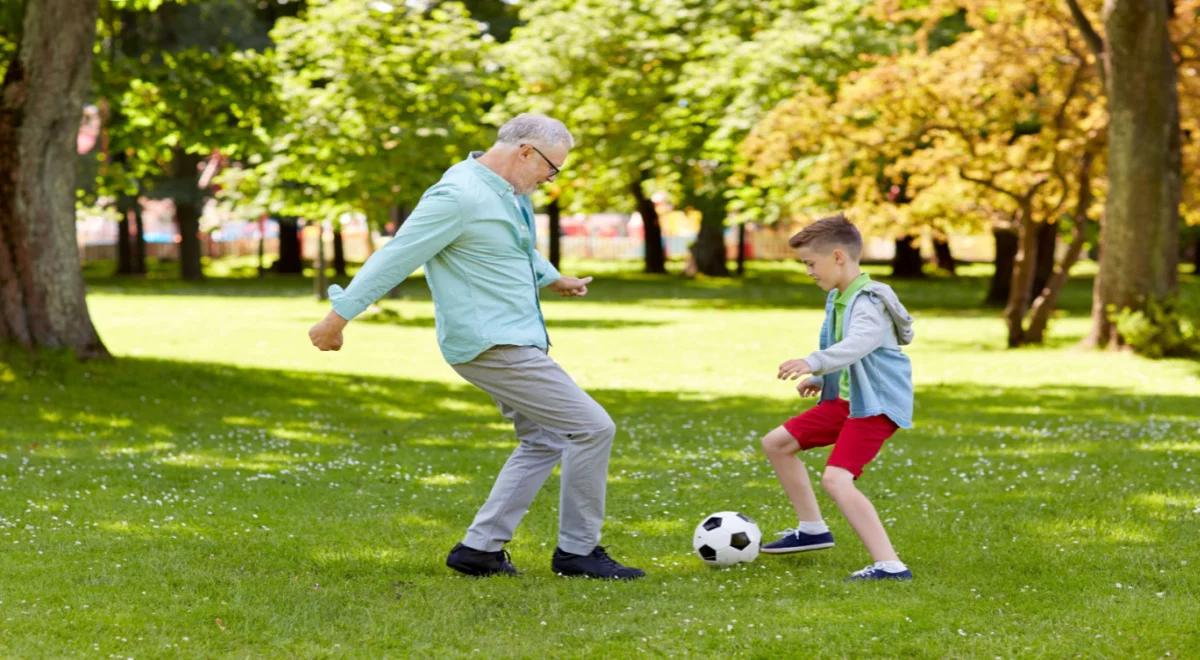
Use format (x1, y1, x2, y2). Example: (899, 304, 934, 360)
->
(1065, 0, 1107, 87)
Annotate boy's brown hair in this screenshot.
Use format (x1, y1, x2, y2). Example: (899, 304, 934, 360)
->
(788, 213, 862, 260)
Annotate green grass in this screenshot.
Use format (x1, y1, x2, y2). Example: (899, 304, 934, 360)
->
(2, 259, 1198, 656)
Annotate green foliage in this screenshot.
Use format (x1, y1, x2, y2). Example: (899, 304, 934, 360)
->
(220, 0, 503, 225)
(500, 1, 895, 217)
(1113, 296, 1200, 359)
(89, 0, 283, 202)
(0, 0, 23, 77)
(739, 1, 1105, 237)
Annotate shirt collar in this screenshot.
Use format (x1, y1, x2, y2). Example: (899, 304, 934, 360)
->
(465, 151, 517, 198)
(834, 272, 871, 304)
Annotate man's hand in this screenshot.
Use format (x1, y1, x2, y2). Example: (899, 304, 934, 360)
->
(549, 275, 593, 297)
(796, 376, 822, 397)
(777, 358, 812, 380)
(309, 310, 349, 351)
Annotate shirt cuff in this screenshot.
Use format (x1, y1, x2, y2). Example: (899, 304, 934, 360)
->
(803, 351, 827, 375)
(328, 284, 367, 321)
(536, 265, 562, 288)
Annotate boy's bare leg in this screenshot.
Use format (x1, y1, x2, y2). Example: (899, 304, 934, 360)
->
(821, 466, 899, 562)
(761, 426, 823, 522)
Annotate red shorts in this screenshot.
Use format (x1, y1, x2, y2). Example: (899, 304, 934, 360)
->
(782, 399, 898, 479)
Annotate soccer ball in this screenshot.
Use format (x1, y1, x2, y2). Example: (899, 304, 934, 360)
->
(692, 511, 762, 566)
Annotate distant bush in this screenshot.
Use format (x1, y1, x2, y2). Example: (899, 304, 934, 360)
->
(1113, 296, 1200, 359)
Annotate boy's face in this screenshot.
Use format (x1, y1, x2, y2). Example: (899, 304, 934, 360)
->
(796, 245, 848, 291)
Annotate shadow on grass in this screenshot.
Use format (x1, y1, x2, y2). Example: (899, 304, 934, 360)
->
(3, 350, 1196, 467)
(2, 349, 1197, 605)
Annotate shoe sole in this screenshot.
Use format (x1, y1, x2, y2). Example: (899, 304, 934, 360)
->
(846, 574, 913, 582)
(760, 542, 835, 555)
(446, 561, 518, 577)
(552, 569, 645, 580)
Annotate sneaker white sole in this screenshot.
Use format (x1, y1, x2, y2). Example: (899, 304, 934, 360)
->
(760, 542, 835, 554)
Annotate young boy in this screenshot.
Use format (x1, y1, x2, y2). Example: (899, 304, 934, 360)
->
(759, 213, 915, 581)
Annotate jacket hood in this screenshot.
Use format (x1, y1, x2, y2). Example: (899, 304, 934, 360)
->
(861, 281, 914, 345)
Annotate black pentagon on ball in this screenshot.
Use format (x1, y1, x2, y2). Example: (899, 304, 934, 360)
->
(702, 516, 723, 531)
(729, 531, 751, 550)
(697, 544, 717, 561)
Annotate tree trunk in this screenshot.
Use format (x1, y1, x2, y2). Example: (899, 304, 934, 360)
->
(274, 216, 302, 273)
(1193, 235, 1200, 274)
(132, 202, 146, 274)
(1003, 205, 1039, 348)
(547, 196, 561, 269)
(332, 228, 346, 277)
(630, 176, 666, 274)
(116, 195, 134, 275)
(686, 191, 729, 277)
(0, 0, 107, 358)
(1086, 0, 1181, 348)
(175, 194, 203, 281)
(1031, 220, 1056, 298)
(167, 150, 205, 281)
(932, 237, 956, 275)
(1027, 148, 1098, 344)
(313, 221, 327, 301)
(891, 235, 924, 278)
(736, 222, 746, 276)
(986, 227, 1018, 306)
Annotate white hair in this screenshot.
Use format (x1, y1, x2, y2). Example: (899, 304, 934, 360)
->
(496, 113, 574, 149)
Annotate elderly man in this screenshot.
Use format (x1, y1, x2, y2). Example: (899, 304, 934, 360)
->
(308, 114, 643, 580)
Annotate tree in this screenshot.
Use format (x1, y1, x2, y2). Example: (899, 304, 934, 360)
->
(500, 0, 688, 274)
(90, 0, 283, 281)
(504, 0, 893, 276)
(219, 0, 502, 274)
(1068, 0, 1184, 349)
(741, 1, 1107, 346)
(0, 0, 107, 358)
(662, 0, 895, 276)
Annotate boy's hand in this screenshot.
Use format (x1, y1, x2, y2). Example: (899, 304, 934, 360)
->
(777, 358, 812, 380)
(796, 377, 822, 397)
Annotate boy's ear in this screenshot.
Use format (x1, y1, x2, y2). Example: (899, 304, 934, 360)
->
(831, 247, 845, 264)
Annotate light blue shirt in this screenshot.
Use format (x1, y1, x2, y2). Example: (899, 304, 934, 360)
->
(328, 154, 561, 364)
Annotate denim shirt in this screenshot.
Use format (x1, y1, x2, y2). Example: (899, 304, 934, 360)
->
(328, 154, 561, 364)
(807, 282, 915, 429)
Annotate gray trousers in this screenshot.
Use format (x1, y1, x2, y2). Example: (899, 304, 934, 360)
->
(451, 345, 616, 555)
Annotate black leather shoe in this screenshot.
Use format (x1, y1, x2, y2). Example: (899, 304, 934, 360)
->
(551, 546, 645, 580)
(446, 542, 519, 577)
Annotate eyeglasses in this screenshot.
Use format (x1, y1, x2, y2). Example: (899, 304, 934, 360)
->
(525, 144, 562, 178)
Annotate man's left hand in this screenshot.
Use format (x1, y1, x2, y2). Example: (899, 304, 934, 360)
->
(549, 275, 592, 297)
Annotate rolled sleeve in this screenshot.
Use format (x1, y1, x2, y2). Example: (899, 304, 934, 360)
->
(328, 183, 464, 320)
(532, 250, 561, 288)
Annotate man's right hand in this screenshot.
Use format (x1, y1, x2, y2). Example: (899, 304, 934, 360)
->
(309, 311, 349, 351)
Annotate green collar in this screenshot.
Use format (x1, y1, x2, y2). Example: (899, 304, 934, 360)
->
(833, 272, 871, 305)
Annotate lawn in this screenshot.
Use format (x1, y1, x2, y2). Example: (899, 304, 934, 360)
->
(1, 259, 1198, 657)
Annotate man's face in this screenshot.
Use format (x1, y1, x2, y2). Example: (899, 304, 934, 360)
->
(515, 143, 567, 195)
(796, 245, 844, 291)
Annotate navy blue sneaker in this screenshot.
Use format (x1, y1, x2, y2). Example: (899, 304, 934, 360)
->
(760, 528, 835, 554)
(446, 542, 519, 577)
(552, 546, 645, 580)
(846, 564, 913, 581)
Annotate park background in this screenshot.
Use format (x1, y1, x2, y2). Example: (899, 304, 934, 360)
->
(2, 0, 1199, 656)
